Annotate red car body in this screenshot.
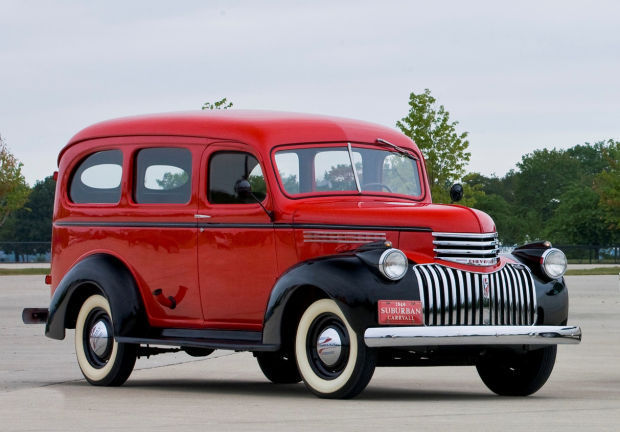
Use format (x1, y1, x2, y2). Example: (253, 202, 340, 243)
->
(24, 110, 581, 398)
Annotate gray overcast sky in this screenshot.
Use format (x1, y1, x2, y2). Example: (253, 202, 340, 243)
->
(1, 0, 619, 185)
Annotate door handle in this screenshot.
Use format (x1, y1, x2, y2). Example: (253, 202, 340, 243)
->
(194, 214, 211, 219)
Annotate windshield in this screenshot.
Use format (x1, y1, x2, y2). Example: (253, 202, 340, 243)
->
(274, 144, 422, 198)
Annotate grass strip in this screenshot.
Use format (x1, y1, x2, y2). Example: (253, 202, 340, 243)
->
(565, 267, 620, 276)
(0, 268, 50, 276)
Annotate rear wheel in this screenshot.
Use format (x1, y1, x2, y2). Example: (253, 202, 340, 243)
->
(476, 346, 557, 396)
(75, 294, 137, 386)
(256, 351, 301, 384)
(295, 299, 375, 399)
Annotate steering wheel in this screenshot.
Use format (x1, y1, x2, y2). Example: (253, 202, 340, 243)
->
(362, 182, 393, 193)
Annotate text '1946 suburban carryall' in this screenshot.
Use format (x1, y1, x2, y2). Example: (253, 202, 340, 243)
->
(23, 110, 581, 398)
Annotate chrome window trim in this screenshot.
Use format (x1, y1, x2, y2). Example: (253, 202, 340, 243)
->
(347, 142, 362, 193)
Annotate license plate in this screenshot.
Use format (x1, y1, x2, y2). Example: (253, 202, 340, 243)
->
(378, 300, 423, 325)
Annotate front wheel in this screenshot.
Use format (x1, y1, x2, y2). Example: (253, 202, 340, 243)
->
(295, 299, 375, 399)
(75, 294, 137, 386)
(476, 346, 557, 396)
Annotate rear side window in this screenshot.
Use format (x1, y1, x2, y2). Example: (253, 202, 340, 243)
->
(69, 150, 123, 204)
(134, 148, 192, 204)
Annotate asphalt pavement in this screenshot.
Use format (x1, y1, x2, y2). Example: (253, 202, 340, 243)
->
(1, 274, 618, 431)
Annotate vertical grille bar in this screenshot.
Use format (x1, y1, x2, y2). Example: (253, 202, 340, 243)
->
(527, 270, 538, 324)
(506, 270, 514, 325)
(414, 268, 427, 325)
(482, 275, 491, 325)
(467, 273, 474, 324)
(505, 265, 519, 325)
(510, 265, 525, 325)
(413, 263, 537, 327)
(456, 270, 467, 325)
(501, 270, 509, 324)
(491, 273, 501, 325)
(517, 266, 530, 325)
(419, 266, 435, 325)
(466, 272, 474, 324)
(436, 266, 451, 325)
(428, 266, 444, 325)
(478, 273, 484, 324)
(446, 268, 458, 325)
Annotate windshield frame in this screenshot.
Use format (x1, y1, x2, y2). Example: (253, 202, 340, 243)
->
(270, 141, 428, 202)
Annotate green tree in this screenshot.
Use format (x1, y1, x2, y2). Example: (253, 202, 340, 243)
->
(0, 175, 55, 261)
(545, 184, 612, 251)
(155, 171, 189, 190)
(320, 164, 356, 191)
(396, 89, 470, 203)
(0, 135, 30, 226)
(461, 173, 527, 245)
(201, 97, 233, 110)
(593, 140, 620, 234)
(1, 175, 54, 240)
(512, 148, 582, 239)
(465, 141, 619, 247)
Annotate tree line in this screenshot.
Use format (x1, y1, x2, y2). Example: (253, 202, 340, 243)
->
(0, 94, 618, 257)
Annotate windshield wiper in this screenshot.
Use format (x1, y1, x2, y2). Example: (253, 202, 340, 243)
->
(375, 138, 418, 160)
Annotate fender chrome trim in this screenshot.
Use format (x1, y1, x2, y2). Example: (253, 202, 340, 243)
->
(364, 325, 582, 347)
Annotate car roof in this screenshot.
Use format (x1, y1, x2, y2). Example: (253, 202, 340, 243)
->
(60, 110, 418, 163)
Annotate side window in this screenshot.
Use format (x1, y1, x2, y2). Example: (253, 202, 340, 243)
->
(134, 147, 192, 204)
(208, 152, 267, 204)
(69, 150, 123, 204)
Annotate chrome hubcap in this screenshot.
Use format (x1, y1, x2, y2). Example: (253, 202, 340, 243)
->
(316, 327, 342, 366)
(89, 320, 110, 358)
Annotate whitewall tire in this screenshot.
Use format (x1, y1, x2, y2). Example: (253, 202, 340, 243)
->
(295, 299, 375, 398)
(75, 294, 136, 386)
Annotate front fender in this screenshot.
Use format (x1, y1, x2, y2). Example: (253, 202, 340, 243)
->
(262, 252, 418, 346)
(45, 254, 148, 340)
(507, 251, 570, 325)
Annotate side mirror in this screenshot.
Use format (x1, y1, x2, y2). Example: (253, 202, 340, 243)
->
(234, 179, 252, 198)
(450, 183, 464, 202)
(233, 178, 275, 222)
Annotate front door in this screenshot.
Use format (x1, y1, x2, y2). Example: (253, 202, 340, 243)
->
(197, 143, 277, 331)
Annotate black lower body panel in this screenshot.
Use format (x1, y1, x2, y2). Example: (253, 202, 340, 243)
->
(116, 327, 279, 352)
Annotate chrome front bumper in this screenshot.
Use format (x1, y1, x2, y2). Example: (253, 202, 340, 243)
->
(364, 325, 582, 348)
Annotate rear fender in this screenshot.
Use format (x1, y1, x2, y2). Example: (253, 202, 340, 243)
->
(45, 254, 148, 340)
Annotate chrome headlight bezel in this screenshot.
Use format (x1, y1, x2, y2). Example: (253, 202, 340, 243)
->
(541, 248, 567, 279)
(378, 248, 408, 281)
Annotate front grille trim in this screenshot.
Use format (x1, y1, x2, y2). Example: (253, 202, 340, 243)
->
(414, 263, 537, 326)
(432, 232, 500, 266)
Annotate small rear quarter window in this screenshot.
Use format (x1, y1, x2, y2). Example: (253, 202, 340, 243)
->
(69, 150, 123, 204)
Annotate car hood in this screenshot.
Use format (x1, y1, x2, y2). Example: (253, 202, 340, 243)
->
(290, 200, 496, 234)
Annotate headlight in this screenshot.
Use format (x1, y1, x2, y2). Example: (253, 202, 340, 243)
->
(541, 248, 567, 279)
(378, 248, 408, 280)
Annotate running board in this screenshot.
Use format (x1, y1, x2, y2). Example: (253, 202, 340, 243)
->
(116, 327, 279, 352)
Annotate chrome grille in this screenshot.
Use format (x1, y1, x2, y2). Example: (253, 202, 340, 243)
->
(413, 263, 537, 326)
(433, 232, 499, 266)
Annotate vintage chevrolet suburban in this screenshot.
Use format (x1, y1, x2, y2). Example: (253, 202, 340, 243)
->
(23, 110, 581, 398)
